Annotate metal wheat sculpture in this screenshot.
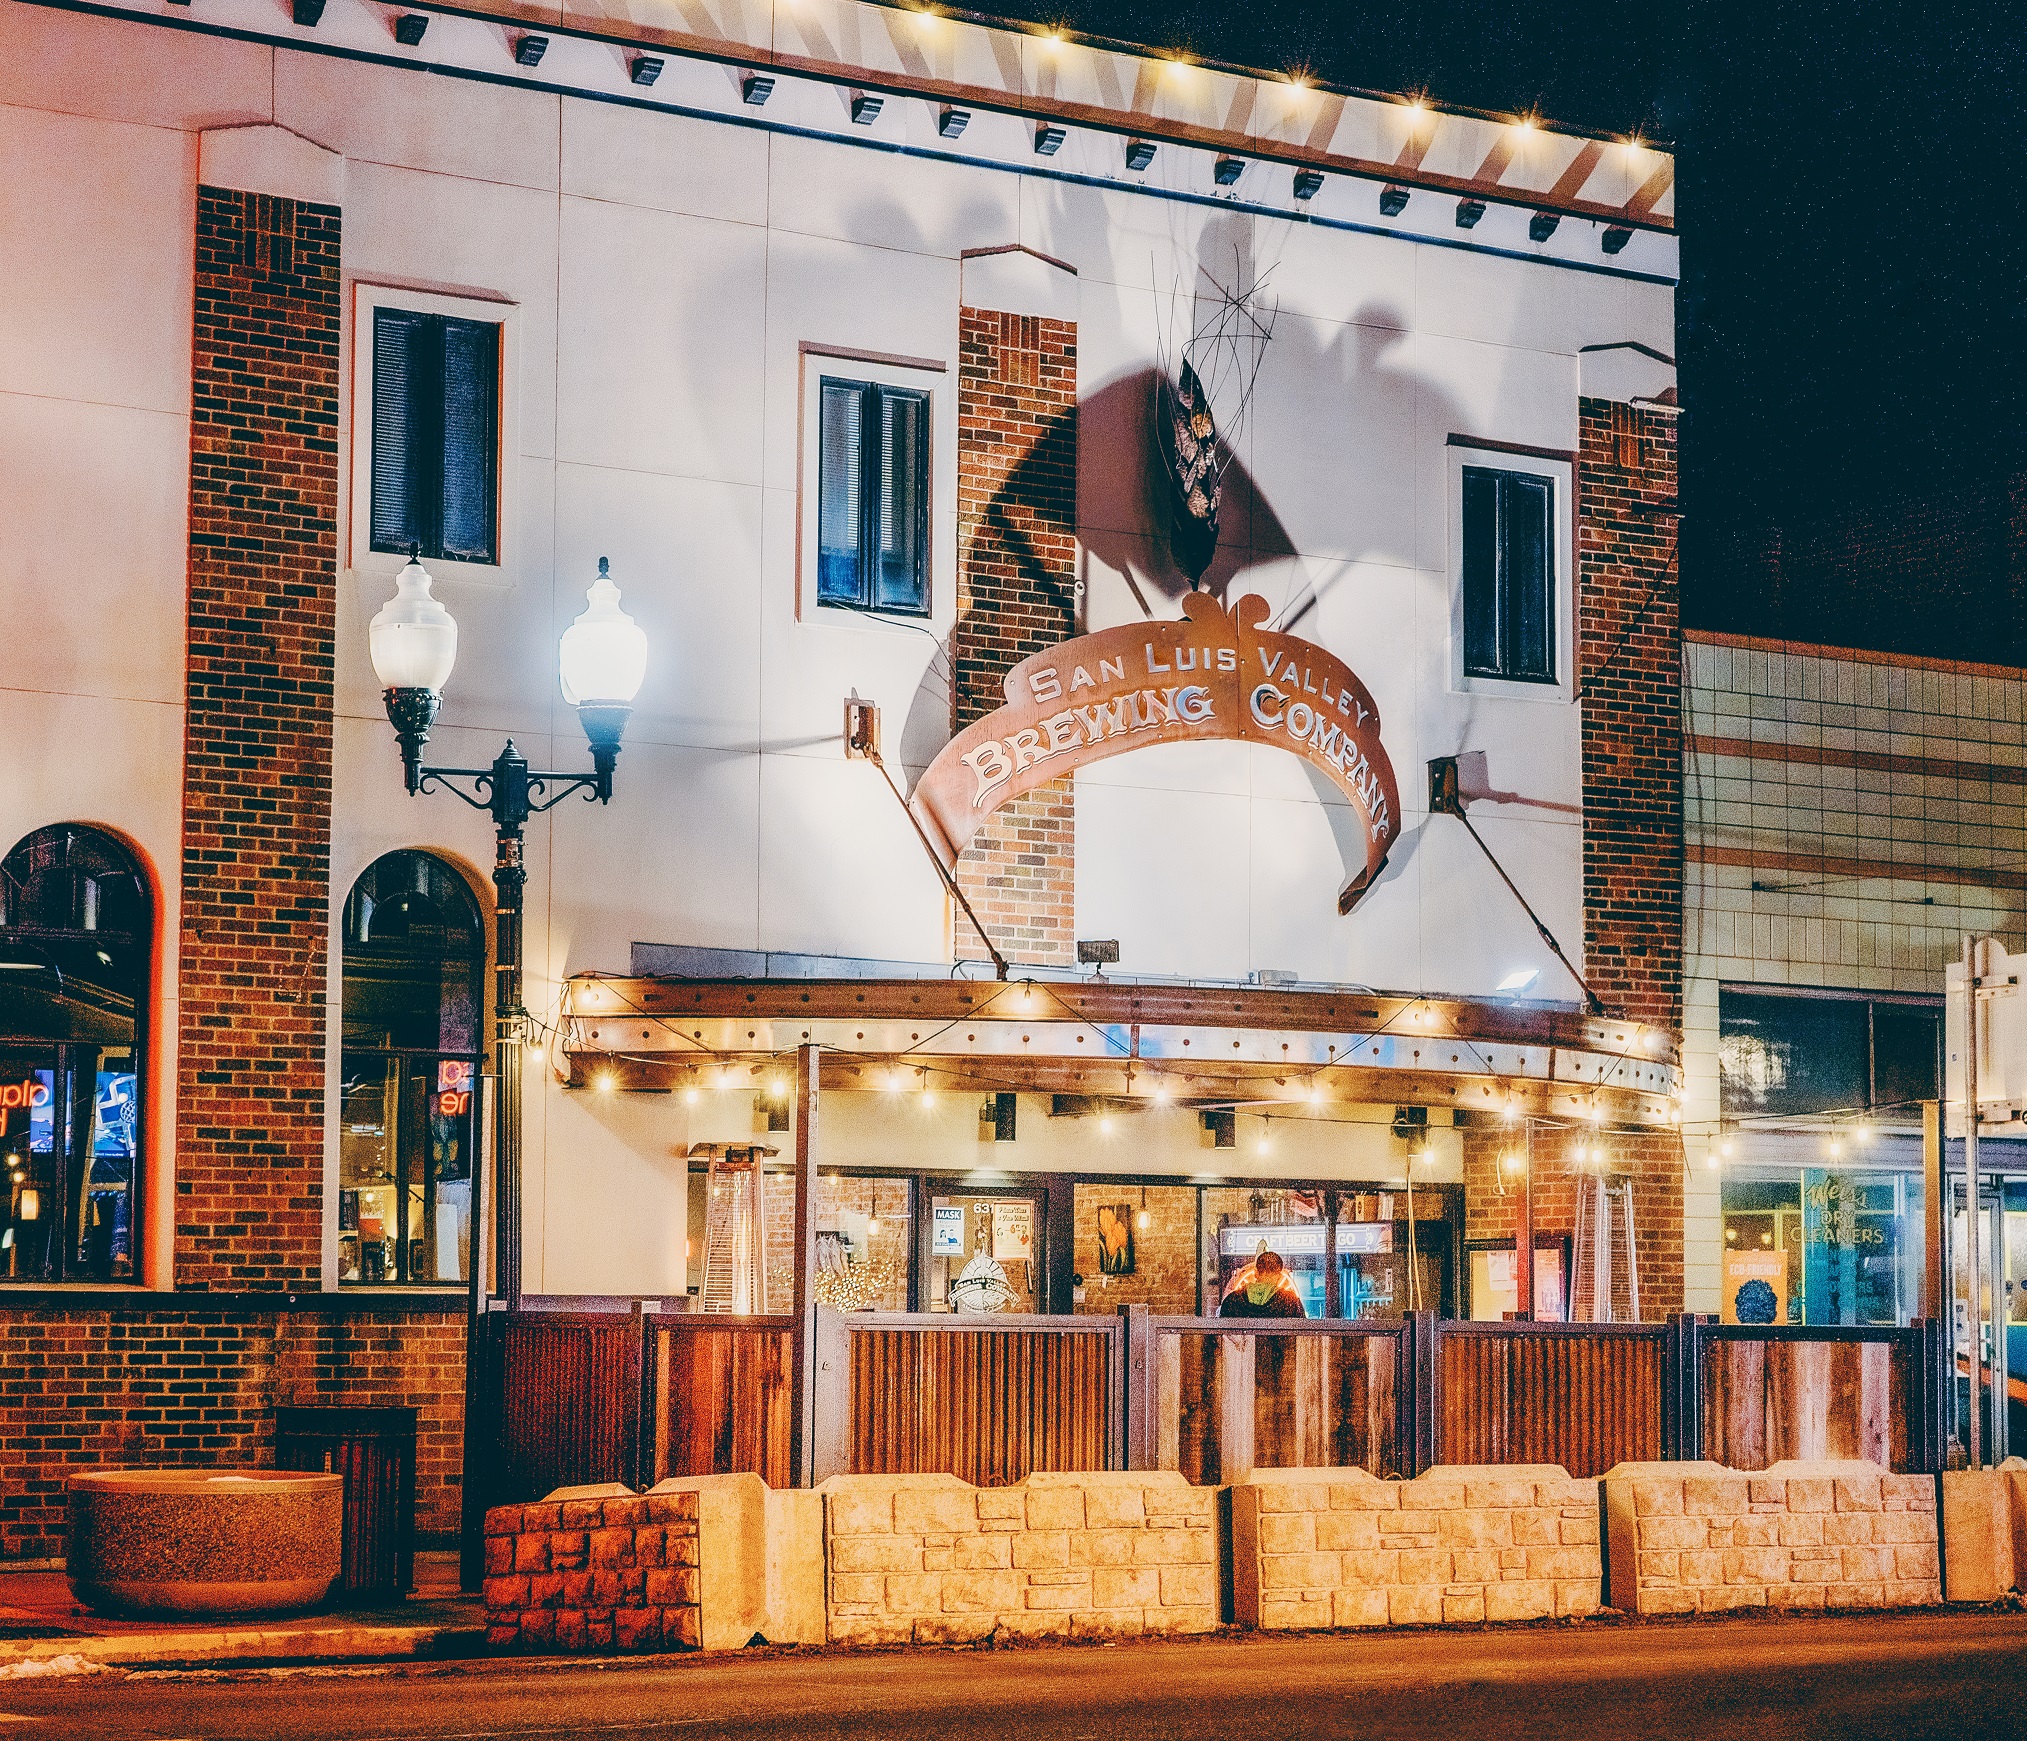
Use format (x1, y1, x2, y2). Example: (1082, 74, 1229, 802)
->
(1155, 252, 1278, 585)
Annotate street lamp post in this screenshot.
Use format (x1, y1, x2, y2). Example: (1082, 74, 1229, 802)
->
(369, 551, 648, 1308)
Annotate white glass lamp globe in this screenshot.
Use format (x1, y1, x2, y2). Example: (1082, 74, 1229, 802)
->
(369, 554, 459, 693)
(558, 558, 648, 707)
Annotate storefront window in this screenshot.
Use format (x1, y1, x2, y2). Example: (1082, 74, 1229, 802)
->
(0, 826, 148, 1284)
(1719, 988, 1940, 1118)
(815, 1173, 912, 1311)
(1204, 1188, 1328, 1317)
(1071, 1182, 1197, 1315)
(1720, 1170, 1922, 1326)
(339, 852, 482, 1286)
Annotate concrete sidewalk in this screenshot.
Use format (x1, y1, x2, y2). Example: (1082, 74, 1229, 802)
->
(0, 1552, 485, 1675)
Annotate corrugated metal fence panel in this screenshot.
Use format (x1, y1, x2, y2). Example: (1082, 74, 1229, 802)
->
(653, 1318, 797, 1488)
(1701, 1330, 1917, 1471)
(1438, 1327, 1666, 1479)
(497, 1314, 643, 1500)
(1152, 1325, 1407, 1482)
(847, 1322, 1117, 1485)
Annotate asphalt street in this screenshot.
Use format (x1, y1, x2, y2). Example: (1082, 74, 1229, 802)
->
(4, 1612, 2025, 1741)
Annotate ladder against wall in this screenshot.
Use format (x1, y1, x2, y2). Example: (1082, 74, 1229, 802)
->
(1571, 1175, 1641, 1323)
(691, 1143, 777, 1315)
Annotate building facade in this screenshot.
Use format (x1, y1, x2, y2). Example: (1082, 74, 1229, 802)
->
(0, 0, 1681, 1558)
(1683, 631, 2027, 1374)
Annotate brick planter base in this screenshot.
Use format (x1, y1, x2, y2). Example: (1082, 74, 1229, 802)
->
(483, 1490, 701, 1652)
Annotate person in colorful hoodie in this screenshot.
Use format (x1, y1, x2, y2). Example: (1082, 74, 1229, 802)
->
(1217, 1242, 1307, 1318)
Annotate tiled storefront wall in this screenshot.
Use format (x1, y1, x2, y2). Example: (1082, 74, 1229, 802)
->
(1680, 631, 2027, 1309)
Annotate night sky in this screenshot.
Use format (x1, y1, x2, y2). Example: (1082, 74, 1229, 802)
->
(970, 0, 2027, 655)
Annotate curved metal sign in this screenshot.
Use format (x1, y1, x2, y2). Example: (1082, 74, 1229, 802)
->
(911, 592, 1401, 912)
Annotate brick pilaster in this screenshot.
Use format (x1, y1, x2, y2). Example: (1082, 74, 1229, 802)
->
(952, 306, 1078, 966)
(176, 187, 341, 1289)
(1577, 395, 1682, 1029)
(1491, 394, 1690, 1315)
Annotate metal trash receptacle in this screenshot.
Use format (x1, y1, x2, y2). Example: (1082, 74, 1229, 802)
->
(274, 1405, 417, 1600)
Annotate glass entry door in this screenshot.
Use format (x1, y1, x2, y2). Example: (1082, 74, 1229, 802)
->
(925, 1189, 1045, 1313)
(1952, 1178, 2027, 1464)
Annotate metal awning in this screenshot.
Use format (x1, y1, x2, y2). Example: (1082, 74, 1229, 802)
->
(559, 975, 1681, 1127)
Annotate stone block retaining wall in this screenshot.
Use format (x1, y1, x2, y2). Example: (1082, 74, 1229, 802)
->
(483, 1488, 701, 1652)
(1230, 1464, 1602, 1629)
(821, 1471, 1218, 1644)
(1603, 1460, 1938, 1615)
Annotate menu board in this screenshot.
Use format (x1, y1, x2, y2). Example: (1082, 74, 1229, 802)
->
(991, 1201, 1034, 1263)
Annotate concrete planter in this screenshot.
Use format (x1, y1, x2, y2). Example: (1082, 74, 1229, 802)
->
(67, 1470, 344, 1617)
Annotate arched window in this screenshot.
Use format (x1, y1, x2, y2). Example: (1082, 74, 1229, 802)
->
(339, 851, 484, 1286)
(0, 826, 150, 1284)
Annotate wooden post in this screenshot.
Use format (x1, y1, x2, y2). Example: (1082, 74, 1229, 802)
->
(1121, 1304, 1154, 1470)
(807, 1305, 852, 1483)
(1515, 1122, 1536, 1320)
(1921, 1100, 1944, 1321)
(1212, 1333, 1256, 1484)
(1410, 1309, 1438, 1475)
(790, 1042, 821, 1486)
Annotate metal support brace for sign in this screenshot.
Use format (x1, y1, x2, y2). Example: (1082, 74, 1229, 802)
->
(1427, 755, 1604, 1015)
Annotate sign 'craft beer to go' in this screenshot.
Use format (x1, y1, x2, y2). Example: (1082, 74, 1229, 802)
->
(911, 591, 1402, 912)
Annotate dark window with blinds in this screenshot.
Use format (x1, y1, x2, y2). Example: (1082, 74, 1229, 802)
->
(817, 377, 930, 614)
(1461, 465, 1555, 682)
(371, 308, 501, 565)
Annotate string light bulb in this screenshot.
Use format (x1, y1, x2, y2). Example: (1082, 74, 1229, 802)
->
(682, 1085, 700, 1106)
(1135, 1186, 1151, 1232)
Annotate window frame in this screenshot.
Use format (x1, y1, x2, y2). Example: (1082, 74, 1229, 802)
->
(815, 377, 933, 615)
(349, 283, 519, 589)
(796, 346, 951, 628)
(329, 849, 489, 1292)
(0, 825, 152, 1287)
(1717, 983, 1944, 1120)
(1447, 442, 1574, 702)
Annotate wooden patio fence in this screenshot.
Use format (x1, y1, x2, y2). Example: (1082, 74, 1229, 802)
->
(461, 1305, 1948, 1560)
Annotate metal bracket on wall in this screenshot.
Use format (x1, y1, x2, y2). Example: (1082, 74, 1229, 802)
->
(1428, 755, 1604, 1016)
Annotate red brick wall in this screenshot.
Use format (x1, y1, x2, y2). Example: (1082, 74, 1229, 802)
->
(952, 779, 1075, 966)
(1577, 396, 1682, 1031)
(953, 307, 1078, 967)
(177, 187, 342, 1289)
(1462, 1124, 1684, 1317)
(1460, 398, 1686, 1317)
(0, 1306, 465, 1561)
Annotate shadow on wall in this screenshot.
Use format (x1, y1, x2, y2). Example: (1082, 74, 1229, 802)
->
(898, 202, 1573, 915)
